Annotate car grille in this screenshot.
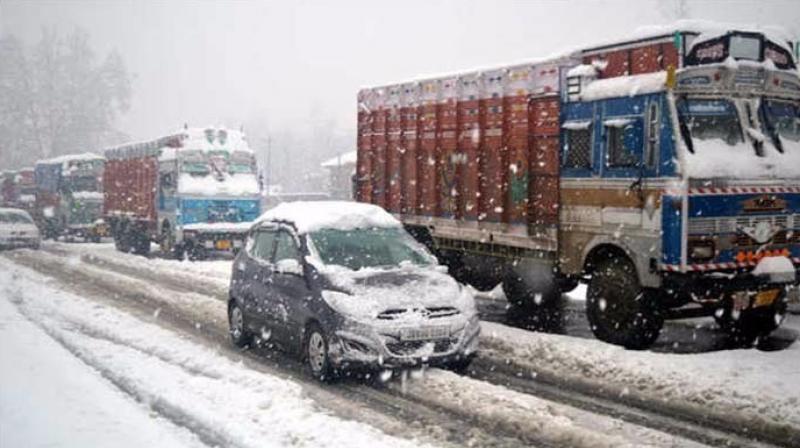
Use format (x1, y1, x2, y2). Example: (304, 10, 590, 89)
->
(385, 338, 458, 356)
(376, 306, 460, 320)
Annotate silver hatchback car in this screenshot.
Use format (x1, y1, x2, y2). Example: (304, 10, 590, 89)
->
(228, 201, 480, 380)
(0, 208, 41, 250)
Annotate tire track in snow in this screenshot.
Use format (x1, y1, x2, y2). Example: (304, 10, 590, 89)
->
(2, 251, 520, 448)
(36, 245, 798, 446)
(7, 248, 767, 447)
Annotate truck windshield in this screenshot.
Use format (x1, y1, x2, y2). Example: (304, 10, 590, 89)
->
(677, 99, 744, 152)
(310, 227, 433, 270)
(762, 100, 800, 150)
(181, 150, 209, 174)
(229, 151, 255, 174)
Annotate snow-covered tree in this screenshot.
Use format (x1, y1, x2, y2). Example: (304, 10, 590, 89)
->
(0, 27, 131, 168)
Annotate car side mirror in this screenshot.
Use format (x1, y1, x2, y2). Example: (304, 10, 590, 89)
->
(275, 258, 303, 276)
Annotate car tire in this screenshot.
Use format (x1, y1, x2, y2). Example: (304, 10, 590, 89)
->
(228, 301, 252, 348)
(586, 256, 663, 350)
(305, 322, 334, 382)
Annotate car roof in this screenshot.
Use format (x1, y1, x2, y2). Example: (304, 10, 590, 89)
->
(254, 201, 401, 234)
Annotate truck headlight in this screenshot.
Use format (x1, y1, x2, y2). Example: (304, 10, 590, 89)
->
(689, 240, 715, 261)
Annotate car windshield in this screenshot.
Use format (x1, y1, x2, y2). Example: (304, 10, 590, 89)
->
(762, 100, 800, 145)
(677, 99, 744, 152)
(309, 227, 433, 270)
(0, 211, 33, 224)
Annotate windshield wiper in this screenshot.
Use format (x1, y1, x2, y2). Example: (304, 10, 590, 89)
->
(758, 100, 784, 153)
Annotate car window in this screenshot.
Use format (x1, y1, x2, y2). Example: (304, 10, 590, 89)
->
(251, 229, 277, 262)
(273, 230, 301, 263)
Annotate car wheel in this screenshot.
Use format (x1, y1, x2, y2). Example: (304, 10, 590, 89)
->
(305, 323, 334, 382)
(228, 301, 252, 348)
(586, 256, 663, 350)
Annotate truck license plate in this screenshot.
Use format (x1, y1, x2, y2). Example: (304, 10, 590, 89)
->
(754, 289, 780, 308)
(401, 326, 449, 341)
(215, 240, 232, 250)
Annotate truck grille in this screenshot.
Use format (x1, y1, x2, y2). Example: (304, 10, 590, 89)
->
(688, 214, 796, 235)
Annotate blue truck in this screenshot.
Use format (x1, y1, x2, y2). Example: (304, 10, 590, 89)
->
(104, 127, 261, 259)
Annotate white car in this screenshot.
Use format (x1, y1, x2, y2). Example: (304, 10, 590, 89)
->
(0, 208, 41, 250)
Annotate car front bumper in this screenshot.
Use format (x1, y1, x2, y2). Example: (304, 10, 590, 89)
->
(329, 319, 481, 370)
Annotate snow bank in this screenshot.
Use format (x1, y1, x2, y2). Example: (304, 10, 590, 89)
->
(256, 201, 401, 234)
(0, 261, 430, 448)
(178, 172, 259, 196)
(580, 72, 666, 101)
(0, 282, 202, 448)
(480, 321, 800, 434)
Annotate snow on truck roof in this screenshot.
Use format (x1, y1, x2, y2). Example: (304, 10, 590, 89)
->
(37, 152, 105, 166)
(105, 127, 253, 160)
(255, 201, 401, 234)
(359, 20, 795, 95)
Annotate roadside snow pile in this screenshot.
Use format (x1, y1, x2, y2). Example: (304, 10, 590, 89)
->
(0, 286, 203, 448)
(0, 261, 430, 448)
(398, 369, 706, 448)
(257, 201, 401, 234)
(481, 321, 800, 436)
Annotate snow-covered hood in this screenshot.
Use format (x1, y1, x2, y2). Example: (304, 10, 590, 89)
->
(319, 264, 476, 324)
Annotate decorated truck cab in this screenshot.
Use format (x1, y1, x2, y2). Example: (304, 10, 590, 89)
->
(357, 22, 799, 348)
(104, 127, 261, 259)
(34, 153, 106, 242)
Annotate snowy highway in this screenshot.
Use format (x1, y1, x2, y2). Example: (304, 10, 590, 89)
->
(1, 243, 798, 447)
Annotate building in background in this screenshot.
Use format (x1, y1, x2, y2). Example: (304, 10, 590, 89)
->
(320, 150, 356, 200)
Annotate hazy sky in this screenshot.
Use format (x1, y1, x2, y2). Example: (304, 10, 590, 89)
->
(2, 0, 799, 143)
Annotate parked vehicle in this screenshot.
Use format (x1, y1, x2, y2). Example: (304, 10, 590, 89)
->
(356, 23, 800, 348)
(228, 201, 480, 380)
(34, 153, 106, 242)
(0, 208, 41, 250)
(1, 169, 37, 212)
(104, 127, 261, 259)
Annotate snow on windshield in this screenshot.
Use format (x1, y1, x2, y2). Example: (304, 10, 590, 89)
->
(309, 227, 433, 270)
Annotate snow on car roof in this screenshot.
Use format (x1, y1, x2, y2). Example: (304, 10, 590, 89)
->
(256, 201, 401, 234)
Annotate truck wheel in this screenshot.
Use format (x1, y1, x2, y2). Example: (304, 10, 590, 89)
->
(115, 223, 131, 252)
(502, 270, 563, 332)
(159, 223, 175, 256)
(714, 291, 787, 347)
(586, 256, 663, 349)
(131, 226, 151, 256)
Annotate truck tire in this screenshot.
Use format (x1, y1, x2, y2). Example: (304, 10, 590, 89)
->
(714, 291, 787, 347)
(132, 228, 151, 256)
(586, 256, 663, 349)
(114, 222, 131, 253)
(502, 260, 563, 332)
(159, 222, 176, 257)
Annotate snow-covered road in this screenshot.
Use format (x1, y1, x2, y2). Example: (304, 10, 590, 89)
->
(3, 242, 799, 447)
